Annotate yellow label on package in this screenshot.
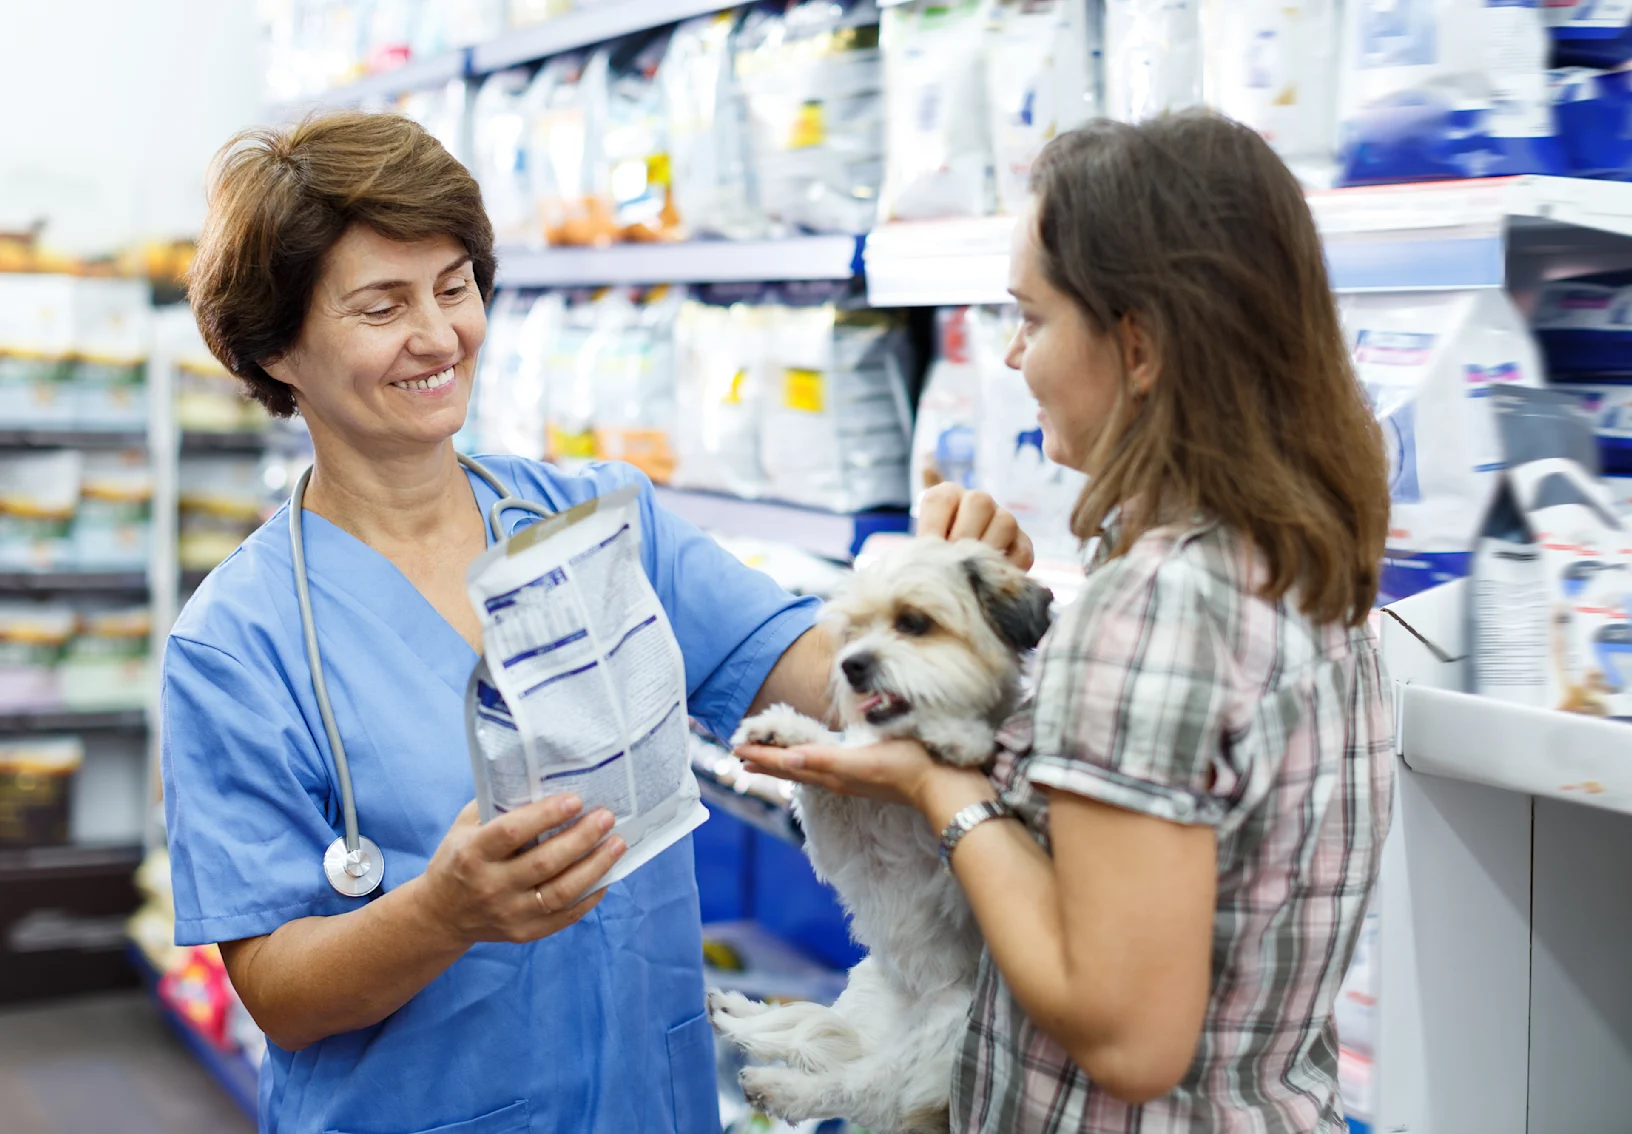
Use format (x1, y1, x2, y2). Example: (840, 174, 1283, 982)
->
(548, 426, 597, 461)
(724, 369, 748, 406)
(788, 101, 826, 150)
(784, 368, 825, 413)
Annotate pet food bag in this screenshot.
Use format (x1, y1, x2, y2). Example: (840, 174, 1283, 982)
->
(986, 0, 1099, 215)
(1104, 0, 1203, 123)
(910, 307, 979, 502)
(1341, 290, 1546, 604)
(1335, 0, 1563, 185)
(472, 289, 550, 460)
(878, 0, 994, 223)
(544, 290, 602, 467)
(472, 69, 537, 246)
(59, 604, 151, 711)
(466, 484, 706, 892)
(71, 449, 152, 572)
(177, 456, 264, 573)
(971, 306, 1087, 565)
(0, 451, 82, 573)
(1531, 271, 1632, 377)
(594, 287, 683, 483)
(1548, 0, 1632, 68)
(527, 52, 618, 247)
(1550, 67, 1632, 179)
(0, 603, 74, 712)
(601, 31, 682, 243)
(671, 284, 774, 499)
(759, 283, 914, 512)
(662, 11, 766, 241)
(0, 737, 84, 846)
(1472, 385, 1632, 719)
(1201, 0, 1340, 185)
(736, 0, 886, 235)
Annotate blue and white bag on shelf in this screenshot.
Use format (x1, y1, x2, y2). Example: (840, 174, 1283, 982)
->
(1549, 381, 1632, 473)
(1547, 0, 1632, 68)
(1531, 271, 1632, 376)
(1336, 0, 1565, 185)
(1340, 289, 1545, 603)
(1550, 67, 1632, 178)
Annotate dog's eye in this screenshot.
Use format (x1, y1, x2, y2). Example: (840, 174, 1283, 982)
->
(894, 609, 934, 637)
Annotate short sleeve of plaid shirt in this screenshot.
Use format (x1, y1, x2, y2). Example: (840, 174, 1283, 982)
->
(1026, 535, 1234, 828)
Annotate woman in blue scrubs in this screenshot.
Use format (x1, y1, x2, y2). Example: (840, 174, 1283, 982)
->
(167, 110, 1030, 1134)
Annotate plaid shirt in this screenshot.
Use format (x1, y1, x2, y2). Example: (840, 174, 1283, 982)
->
(953, 519, 1394, 1134)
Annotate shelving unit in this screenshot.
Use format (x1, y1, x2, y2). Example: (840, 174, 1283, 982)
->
(0, 429, 146, 450)
(495, 235, 863, 289)
(128, 946, 260, 1121)
(0, 708, 147, 734)
(654, 486, 908, 561)
(0, 571, 149, 593)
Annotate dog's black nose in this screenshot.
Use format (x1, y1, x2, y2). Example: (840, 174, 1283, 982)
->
(841, 653, 876, 689)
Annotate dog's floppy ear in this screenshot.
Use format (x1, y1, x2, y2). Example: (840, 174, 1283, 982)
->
(963, 552, 1054, 651)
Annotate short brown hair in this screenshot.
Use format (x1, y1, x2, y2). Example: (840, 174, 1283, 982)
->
(189, 111, 496, 417)
(1032, 112, 1389, 627)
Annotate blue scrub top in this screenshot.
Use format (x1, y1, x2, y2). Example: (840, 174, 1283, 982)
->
(161, 455, 819, 1134)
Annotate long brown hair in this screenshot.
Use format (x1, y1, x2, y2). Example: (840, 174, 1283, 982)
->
(189, 111, 497, 417)
(1031, 111, 1388, 627)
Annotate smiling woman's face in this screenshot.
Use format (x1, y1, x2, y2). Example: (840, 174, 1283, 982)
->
(264, 224, 485, 456)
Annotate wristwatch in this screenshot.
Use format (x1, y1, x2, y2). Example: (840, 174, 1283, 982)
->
(938, 799, 1014, 872)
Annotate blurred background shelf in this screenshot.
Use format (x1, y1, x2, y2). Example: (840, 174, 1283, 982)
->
(495, 236, 864, 289)
(274, 47, 470, 114)
(653, 486, 908, 561)
(472, 0, 738, 73)
(0, 842, 143, 880)
(0, 429, 147, 450)
(179, 430, 269, 454)
(0, 708, 147, 734)
(0, 571, 149, 594)
(127, 946, 260, 1122)
(695, 765, 802, 847)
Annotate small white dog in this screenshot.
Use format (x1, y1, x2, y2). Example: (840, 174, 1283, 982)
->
(714, 538, 1053, 1134)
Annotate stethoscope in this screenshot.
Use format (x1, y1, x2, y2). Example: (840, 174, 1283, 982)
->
(290, 452, 554, 897)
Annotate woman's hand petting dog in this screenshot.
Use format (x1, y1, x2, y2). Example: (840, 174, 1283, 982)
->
(916, 484, 1035, 571)
(739, 737, 998, 815)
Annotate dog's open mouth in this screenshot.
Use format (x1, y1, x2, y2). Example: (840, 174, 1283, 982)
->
(855, 691, 911, 726)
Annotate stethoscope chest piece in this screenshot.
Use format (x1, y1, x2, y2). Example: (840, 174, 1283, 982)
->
(324, 835, 385, 898)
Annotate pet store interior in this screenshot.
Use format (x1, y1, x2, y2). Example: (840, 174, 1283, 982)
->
(4, 1, 1632, 1132)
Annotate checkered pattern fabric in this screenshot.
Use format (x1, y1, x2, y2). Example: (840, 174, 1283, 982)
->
(953, 519, 1394, 1133)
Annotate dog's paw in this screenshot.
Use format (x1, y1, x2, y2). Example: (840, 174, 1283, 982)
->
(740, 1066, 825, 1124)
(707, 987, 769, 1027)
(917, 717, 997, 769)
(732, 704, 833, 751)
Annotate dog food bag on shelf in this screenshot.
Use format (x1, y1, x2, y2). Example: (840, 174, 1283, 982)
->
(662, 11, 766, 241)
(0, 451, 82, 573)
(1335, 0, 1564, 186)
(671, 284, 774, 499)
(72, 450, 151, 573)
(1532, 271, 1632, 377)
(986, 0, 1099, 215)
(759, 282, 914, 512)
(971, 305, 1088, 565)
(544, 290, 602, 467)
(878, 0, 995, 223)
(467, 485, 706, 891)
(602, 30, 682, 243)
(1550, 67, 1632, 179)
(177, 455, 265, 573)
(1548, 1, 1632, 68)
(1341, 290, 1545, 604)
(1472, 385, 1632, 719)
(910, 307, 979, 505)
(527, 51, 618, 247)
(594, 286, 683, 483)
(472, 69, 536, 245)
(1104, 0, 1203, 123)
(1200, 0, 1341, 186)
(0, 603, 74, 713)
(0, 737, 84, 846)
(736, 0, 887, 236)
(59, 604, 151, 711)
(472, 289, 550, 459)
(67, 278, 151, 432)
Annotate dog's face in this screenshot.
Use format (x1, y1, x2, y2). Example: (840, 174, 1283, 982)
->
(822, 539, 1053, 735)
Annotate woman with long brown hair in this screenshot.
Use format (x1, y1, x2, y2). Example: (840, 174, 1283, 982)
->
(742, 110, 1395, 1132)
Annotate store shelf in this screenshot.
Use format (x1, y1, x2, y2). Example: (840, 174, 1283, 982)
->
(0, 708, 146, 734)
(0, 571, 148, 593)
(654, 485, 908, 560)
(0, 429, 145, 450)
(0, 841, 142, 880)
(277, 48, 471, 113)
(128, 945, 260, 1122)
(180, 430, 268, 454)
(495, 236, 863, 289)
(863, 177, 1632, 305)
(695, 763, 802, 846)
(1396, 683, 1632, 815)
(473, 0, 737, 73)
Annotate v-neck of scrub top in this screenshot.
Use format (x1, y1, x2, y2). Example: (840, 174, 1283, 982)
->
(294, 459, 554, 699)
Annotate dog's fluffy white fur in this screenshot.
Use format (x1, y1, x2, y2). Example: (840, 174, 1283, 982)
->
(715, 539, 1053, 1134)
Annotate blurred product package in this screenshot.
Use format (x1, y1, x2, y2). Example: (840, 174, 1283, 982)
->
(72, 450, 152, 573)
(1104, 0, 1203, 123)
(0, 736, 84, 846)
(60, 604, 152, 711)
(878, 0, 995, 222)
(0, 603, 75, 712)
(473, 288, 552, 460)
(662, 11, 766, 241)
(0, 275, 150, 431)
(1472, 385, 1632, 720)
(0, 451, 82, 572)
(759, 281, 914, 512)
(603, 31, 681, 243)
(177, 455, 265, 573)
(1340, 289, 1546, 604)
(736, 0, 886, 236)
(1335, 0, 1562, 186)
(1548, 0, 1632, 68)
(986, 0, 1099, 214)
(593, 286, 683, 482)
(910, 306, 978, 502)
(1550, 68, 1632, 180)
(671, 283, 775, 499)
(970, 305, 1086, 565)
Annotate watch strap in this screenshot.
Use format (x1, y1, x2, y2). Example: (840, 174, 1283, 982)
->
(938, 799, 1014, 871)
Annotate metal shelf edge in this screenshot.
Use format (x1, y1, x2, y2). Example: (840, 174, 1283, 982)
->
(0, 708, 147, 733)
(472, 0, 738, 73)
(495, 236, 862, 288)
